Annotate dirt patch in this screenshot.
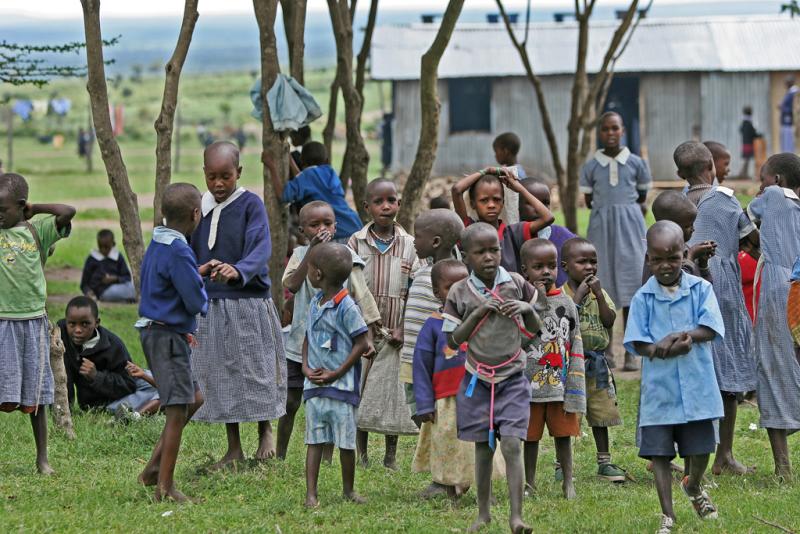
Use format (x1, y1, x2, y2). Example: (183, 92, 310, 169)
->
(46, 266, 82, 282)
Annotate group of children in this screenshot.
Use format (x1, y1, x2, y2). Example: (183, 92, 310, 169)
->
(2, 116, 800, 533)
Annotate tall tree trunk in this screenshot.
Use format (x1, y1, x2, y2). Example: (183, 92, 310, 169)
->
(397, 0, 465, 230)
(80, 0, 145, 291)
(328, 0, 370, 221)
(281, 0, 306, 84)
(254, 0, 290, 306)
(322, 79, 339, 159)
(153, 0, 199, 227)
(49, 321, 75, 439)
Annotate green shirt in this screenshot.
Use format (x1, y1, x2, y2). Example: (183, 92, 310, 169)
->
(563, 284, 615, 352)
(0, 216, 66, 319)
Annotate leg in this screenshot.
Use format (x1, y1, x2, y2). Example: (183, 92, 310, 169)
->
(321, 443, 335, 465)
(138, 399, 162, 416)
(209, 422, 245, 470)
(468, 442, 494, 532)
(383, 434, 398, 470)
(682, 453, 718, 519)
(592, 426, 609, 455)
(255, 420, 276, 460)
(555, 437, 576, 500)
(277, 388, 302, 460)
(501, 437, 531, 534)
(622, 307, 638, 371)
(523, 441, 539, 493)
(767, 428, 792, 479)
(712, 394, 752, 475)
(30, 408, 54, 475)
(651, 457, 675, 520)
(340, 448, 366, 503)
(154, 405, 191, 502)
(305, 444, 324, 507)
(356, 430, 369, 467)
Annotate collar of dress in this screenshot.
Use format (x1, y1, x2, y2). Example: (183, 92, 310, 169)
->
(90, 247, 120, 262)
(593, 147, 630, 167)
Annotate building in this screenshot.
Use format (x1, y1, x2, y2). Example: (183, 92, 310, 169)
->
(371, 16, 800, 180)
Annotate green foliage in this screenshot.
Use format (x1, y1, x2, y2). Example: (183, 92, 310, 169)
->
(781, 1, 800, 17)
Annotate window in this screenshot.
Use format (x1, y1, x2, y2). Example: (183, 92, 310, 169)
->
(448, 77, 491, 133)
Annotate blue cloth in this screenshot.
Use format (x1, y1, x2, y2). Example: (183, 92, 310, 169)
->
(792, 257, 800, 282)
(780, 86, 798, 126)
(412, 314, 467, 417)
(12, 100, 33, 121)
(250, 75, 322, 130)
(191, 191, 272, 298)
(303, 289, 369, 406)
(138, 227, 208, 334)
(624, 273, 725, 427)
(281, 165, 362, 240)
(304, 395, 357, 449)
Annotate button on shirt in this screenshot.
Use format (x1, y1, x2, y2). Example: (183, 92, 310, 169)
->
(623, 273, 725, 427)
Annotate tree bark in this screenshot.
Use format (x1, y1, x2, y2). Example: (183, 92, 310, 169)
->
(254, 0, 290, 306)
(281, 0, 306, 84)
(328, 0, 370, 221)
(397, 0, 465, 230)
(153, 0, 199, 227)
(322, 78, 340, 159)
(80, 0, 145, 291)
(48, 321, 75, 440)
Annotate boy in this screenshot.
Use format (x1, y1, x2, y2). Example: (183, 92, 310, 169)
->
(624, 221, 724, 533)
(493, 132, 527, 224)
(443, 222, 541, 533)
(703, 141, 731, 184)
(739, 106, 758, 179)
(519, 239, 585, 499)
(59, 296, 159, 416)
(269, 141, 362, 242)
(80, 229, 135, 302)
(278, 200, 379, 461)
(136, 183, 208, 502)
(302, 242, 369, 507)
(561, 237, 626, 483)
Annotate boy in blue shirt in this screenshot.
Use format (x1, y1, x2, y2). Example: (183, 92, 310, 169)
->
(302, 242, 369, 508)
(624, 221, 725, 534)
(136, 183, 208, 503)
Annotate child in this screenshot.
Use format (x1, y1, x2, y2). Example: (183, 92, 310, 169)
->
(675, 141, 716, 207)
(677, 141, 760, 476)
(59, 296, 159, 416)
(451, 167, 554, 273)
(301, 242, 369, 507)
(492, 132, 527, 224)
(278, 200, 380, 460)
(561, 237, 626, 483)
(0, 172, 74, 474)
(519, 239, 585, 499)
(703, 141, 731, 185)
(624, 220, 724, 533)
(271, 140, 362, 242)
(349, 179, 420, 468)
(136, 183, 207, 502)
(580, 112, 651, 371)
(412, 259, 472, 499)
(748, 153, 800, 478)
(80, 229, 135, 302)
(191, 141, 287, 468)
(739, 107, 758, 180)
(443, 222, 541, 533)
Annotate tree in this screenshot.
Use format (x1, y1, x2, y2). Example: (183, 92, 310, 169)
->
(321, 1, 356, 158)
(495, 0, 650, 232)
(254, 0, 291, 305)
(281, 0, 307, 83)
(0, 39, 117, 87)
(81, 0, 145, 291)
(153, 0, 199, 227)
(397, 1, 465, 230)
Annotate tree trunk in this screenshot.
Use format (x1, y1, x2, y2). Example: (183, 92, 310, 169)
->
(48, 321, 75, 439)
(322, 78, 339, 160)
(80, 0, 145, 292)
(153, 0, 199, 227)
(254, 0, 290, 307)
(328, 0, 370, 222)
(281, 0, 306, 84)
(397, 0, 465, 230)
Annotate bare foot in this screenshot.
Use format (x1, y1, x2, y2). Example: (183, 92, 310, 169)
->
(467, 514, 491, 532)
(304, 494, 319, 508)
(343, 491, 367, 504)
(509, 517, 533, 534)
(154, 486, 194, 503)
(255, 428, 276, 461)
(383, 455, 397, 470)
(775, 465, 793, 481)
(138, 467, 159, 486)
(36, 460, 55, 476)
(420, 482, 448, 499)
(208, 451, 245, 472)
(563, 481, 577, 500)
(711, 458, 755, 476)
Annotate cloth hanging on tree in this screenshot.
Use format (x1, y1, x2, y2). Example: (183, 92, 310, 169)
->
(250, 74, 321, 131)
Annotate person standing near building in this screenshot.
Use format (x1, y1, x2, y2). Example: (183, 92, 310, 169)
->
(779, 76, 799, 153)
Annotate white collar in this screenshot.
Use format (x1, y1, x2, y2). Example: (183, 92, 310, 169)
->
(593, 147, 631, 167)
(90, 247, 120, 262)
(82, 329, 101, 350)
(201, 187, 246, 217)
(152, 226, 188, 245)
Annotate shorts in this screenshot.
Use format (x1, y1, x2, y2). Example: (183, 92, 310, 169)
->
(526, 401, 580, 441)
(304, 395, 357, 450)
(456, 372, 530, 442)
(140, 326, 195, 407)
(287, 358, 305, 389)
(585, 374, 622, 427)
(638, 419, 717, 459)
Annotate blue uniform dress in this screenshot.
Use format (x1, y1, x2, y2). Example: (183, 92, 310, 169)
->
(580, 147, 651, 308)
(688, 186, 757, 393)
(748, 186, 800, 430)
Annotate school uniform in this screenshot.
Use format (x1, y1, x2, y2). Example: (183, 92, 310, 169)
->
(79, 247, 135, 302)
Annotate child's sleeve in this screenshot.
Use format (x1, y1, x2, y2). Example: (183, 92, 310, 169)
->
(117, 254, 132, 284)
(412, 319, 437, 416)
(88, 336, 137, 400)
(32, 215, 68, 253)
(169, 246, 209, 317)
(563, 311, 586, 414)
(734, 197, 757, 238)
(349, 267, 381, 326)
(636, 157, 653, 193)
(579, 162, 594, 195)
(342, 299, 369, 340)
(696, 281, 725, 340)
(233, 201, 272, 287)
(441, 285, 464, 334)
(281, 171, 307, 204)
(282, 248, 302, 289)
(622, 292, 653, 355)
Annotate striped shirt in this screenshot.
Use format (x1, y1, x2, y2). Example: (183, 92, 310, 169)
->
(399, 264, 438, 384)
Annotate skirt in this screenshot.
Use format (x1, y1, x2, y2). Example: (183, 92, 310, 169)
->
(192, 298, 287, 423)
(0, 317, 53, 411)
(357, 342, 419, 435)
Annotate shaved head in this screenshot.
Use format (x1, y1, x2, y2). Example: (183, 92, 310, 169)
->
(674, 141, 713, 181)
(461, 222, 498, 252)
(162, 183, 201, 223)
(414, 209, 465, 250)
(204, 141, 240, 168)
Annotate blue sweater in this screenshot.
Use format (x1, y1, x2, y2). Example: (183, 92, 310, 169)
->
(191, 191, 272, 299)
(139, 227, 209, 334)
(281, 164, 363, 240)
(412, 314, 467, 416)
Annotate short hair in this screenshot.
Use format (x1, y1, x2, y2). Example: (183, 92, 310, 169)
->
(652, 190, 696, 223)
(520, 237, 557, 264)
(161, 183, 201, 223)
(468, 174, 502, 202)
(765, 152, 800, 190)
(310, 242, 352, 287)
(673, 141, 712, 180)
(97, 229, 114, 241)
(646, 220, 684, 248)
(0, 173, 29, 202)
(561, 237, 595, 261)
(414, 208, 465, 250)
(301, 141, 327, 167)
(290, 126, 311, 146)
(461, 222, 498, 252)
(702, 141, 729, 160)
(204, 141, 240, 168)
(492, 132, 521, 156)
(365, 178, 397, 200)
(599, 111, 624, 127)
(742, 105, 753, 115)
(431, 258, 468, 288)
(299, 200, 334, 224)
(429, 195, 450, 210)
(65, 295, 99, 319)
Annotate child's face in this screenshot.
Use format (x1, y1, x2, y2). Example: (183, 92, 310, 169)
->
(432, 266, 468, 304)
(522, 246, 558, 290)
(307, 260, 323, 289)
(464, 232, 501, 283)
(563, 243, 597, 284)
(470, 180, 504, 225)
(413, 223, 439, 260)
(0, 191, 25, 229)
(518, 182, 550, 222)
(647, 234, 684, 286)
(714, 153, 731, 182)
(65, 306, 99, 346)
(97, 236, 114, 257)
(300, 206, 336, 241)
(364, 182, 400, 229)
(203, 152, 241, 203)
(599, 115, 624, 150)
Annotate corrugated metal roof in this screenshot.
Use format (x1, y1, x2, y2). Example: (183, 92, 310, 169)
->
(371, 16, 800, 80)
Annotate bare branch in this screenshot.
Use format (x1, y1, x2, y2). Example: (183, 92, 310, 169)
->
(355, 0, 378, 97)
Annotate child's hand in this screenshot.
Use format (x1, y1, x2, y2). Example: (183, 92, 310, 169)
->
(586, 275, 603, 299)
(416, 411, 436, 424)
(688, 241, 716, 264)
(532, 282, 549, 310)
(210, 263, 240, 283)
(652, 333, 680, 359)
(667, 332, 693, 357)
(572, 279, 590, 304)
(389, 326, 404, 348)
(311, 369, 338, 385)
(479, 297, 502, 315)
(79, 358, 97, 380)
(362, 340, 376, 359)
(498, 300, 532, 319)
(198, 259, 222, 277)
(309, 229, 332, 247)
(125, 361, 145, 378)
(101, 273, 117, 284)
(303, 365, 322, 380)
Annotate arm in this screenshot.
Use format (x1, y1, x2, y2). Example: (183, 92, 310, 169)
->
(411, 323, 437, 418)
(263, 151, 285, 201)
(301, 335, 320, 380)
(116, 255, 132, 284)
(171, 247, 209, 317)
(80, 340, 137, 399)
(311, 333, 369, 385)
(126, 362, 157, 387)
(451, 168, 499, 222)
(563, 325, 586, 414)
(636, 159, 653, 216)
(447, 299, 499, 349)
(588, 279, 616, 329)
(579, 163, 594, 209)
(25, 202, 76, 231)
(216, 201, 272, 287)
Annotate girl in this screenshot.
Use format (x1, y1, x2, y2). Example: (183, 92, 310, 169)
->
(0, 172, 75, 474)
(580, 112, 651, 371)
(748, 153, 800, 478)
(191, 142, 287, 468)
